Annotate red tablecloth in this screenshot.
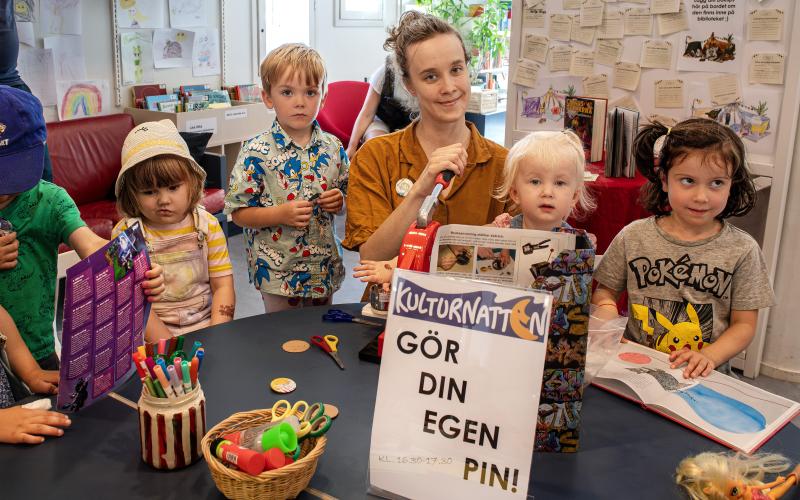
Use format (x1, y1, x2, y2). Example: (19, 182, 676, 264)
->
(569, 163, 651, 254)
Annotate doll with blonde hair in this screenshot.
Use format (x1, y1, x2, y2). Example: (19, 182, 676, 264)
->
(676, 452, 800, 500)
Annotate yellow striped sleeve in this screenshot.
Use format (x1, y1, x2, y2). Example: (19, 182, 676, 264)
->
(206, 215, 233, 277)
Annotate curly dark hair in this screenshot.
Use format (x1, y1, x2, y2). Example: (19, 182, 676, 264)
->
(383, 10, 469, 80)
(633, 117, 756, 219)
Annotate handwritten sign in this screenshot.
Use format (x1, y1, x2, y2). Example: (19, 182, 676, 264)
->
(369, 270, 551, 499)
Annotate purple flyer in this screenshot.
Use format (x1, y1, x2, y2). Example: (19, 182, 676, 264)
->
(57, 223, 151, 412)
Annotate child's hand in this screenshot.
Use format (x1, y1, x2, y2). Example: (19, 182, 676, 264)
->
(317, 189, 344, 213)
(282, 200, 314, 228)
(24, 369, 59, 395)
(491, 213, 513, 228)
(0, 231, 19, 270)
(353, 259, 395, 285)
(142, 264, 166, 302)
(0, 407, 71, 444)
(669, 347, 716, 378)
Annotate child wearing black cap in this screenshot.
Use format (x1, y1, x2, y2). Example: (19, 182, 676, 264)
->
(0, 85, 165, 371)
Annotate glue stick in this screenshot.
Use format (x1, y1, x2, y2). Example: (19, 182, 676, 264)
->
(210, 438, 265, 476)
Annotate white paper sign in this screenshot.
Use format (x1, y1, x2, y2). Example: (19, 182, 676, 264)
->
(184, 117, 217, 134)
(369, 270, 551, 500)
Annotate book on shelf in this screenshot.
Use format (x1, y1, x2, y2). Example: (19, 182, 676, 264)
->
(591, 342, 800, 454)
(145, 93, 179, 111)
(156, 100, 181, 112)
(226, 84, 261, 102)
(604, 106, 640, 178)
(564, 96, 607, 163)
(131, 84, 166, 109)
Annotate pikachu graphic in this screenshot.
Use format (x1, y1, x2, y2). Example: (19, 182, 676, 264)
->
(632, 302, 705, 355)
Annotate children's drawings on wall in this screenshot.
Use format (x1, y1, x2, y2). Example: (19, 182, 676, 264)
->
(516, 77, 583, 132)
(169, 0, 206, 28)
(120, 32, 155, 85)
(14, 0, 36, 21)
(152, 29, 194, 69)
(688, 82, 781, 157)
(43, 34, 86, 81)
(676, 0, 744, 73)
(191, 27, 219, 77)
(17, 46, 57, 107)
(39, 0, 81, 35)
(56, 80, 110, 121)
(116, 0, 165, 29)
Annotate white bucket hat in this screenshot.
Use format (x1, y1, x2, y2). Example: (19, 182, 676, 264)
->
(115, 119, 206, 197)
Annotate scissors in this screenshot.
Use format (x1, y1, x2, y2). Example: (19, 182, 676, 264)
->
(322, 309, 383, 327)
(271, 400, 309, 423)
(311, 335, 345, 370)
(296, 402, 332, 441)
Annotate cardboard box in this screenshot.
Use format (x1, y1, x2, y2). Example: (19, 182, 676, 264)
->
(125, 101, 274, 148)
(467, 90, 498, 114)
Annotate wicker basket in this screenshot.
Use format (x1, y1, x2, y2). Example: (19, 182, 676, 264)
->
(202, 408, 327, 500)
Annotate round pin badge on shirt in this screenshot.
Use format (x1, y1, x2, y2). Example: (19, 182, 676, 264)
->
(395, 178, 413, 197)
(270, 377, 297, 394)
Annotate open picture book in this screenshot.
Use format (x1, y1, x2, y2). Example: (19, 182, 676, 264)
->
(592, 342, 800, 454)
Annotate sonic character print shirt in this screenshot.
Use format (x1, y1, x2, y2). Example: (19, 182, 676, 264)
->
(224, 120, 349, 298)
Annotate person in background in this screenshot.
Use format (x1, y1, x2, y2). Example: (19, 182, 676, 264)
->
(346, 54, 418, 159)
(0, 0, 52, 181)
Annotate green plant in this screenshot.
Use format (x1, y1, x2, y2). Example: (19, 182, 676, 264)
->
(415, 0, 469, 29)
(467, 0, 507, 63)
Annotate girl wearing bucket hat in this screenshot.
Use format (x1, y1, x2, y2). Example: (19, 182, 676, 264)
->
(114, 120, 235, 338)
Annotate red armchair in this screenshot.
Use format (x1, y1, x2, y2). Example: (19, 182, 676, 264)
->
(316, 80, 370, 148)
(48, 113, 227, 245)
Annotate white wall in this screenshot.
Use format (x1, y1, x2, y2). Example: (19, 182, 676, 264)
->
(762, 117, 800, 382)
(26, 0, 258, 122)
(312, 0, 398, 83)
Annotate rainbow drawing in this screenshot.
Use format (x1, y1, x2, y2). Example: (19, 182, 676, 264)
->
(60, 83, 103, 120)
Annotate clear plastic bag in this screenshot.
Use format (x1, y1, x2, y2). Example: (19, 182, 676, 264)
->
(583, 305, 628, 387)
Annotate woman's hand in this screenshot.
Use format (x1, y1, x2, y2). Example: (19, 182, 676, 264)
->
(410, 144, 467, 199)
(0, 407, 71, 444)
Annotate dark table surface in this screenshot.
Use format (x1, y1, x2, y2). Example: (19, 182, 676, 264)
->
(3, 303, 799, 500)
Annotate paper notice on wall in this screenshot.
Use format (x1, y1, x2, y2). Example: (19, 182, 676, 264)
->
(56, 80, 111, 121)
(153, 29, 194, 69)
(749, 53, 785, 85)
(548, 45, 572, 72)
(40, 0, 82, 35)
(16, 21, 35, 46)
(580, 0, 604, 27)
(516, 76, 583, 132)
(563, 0, 581, 9)
(597, 9, 624, 39)
(654, 79, 684, 108)
(595, 40, 623, 67)
(677, 0, 744, 73)
(657, 0, 689, 35)
(522, 4, 546, 29)
(192, 28, 220, 77)
(120, 32, 155, 85)
(610, 94, 640, 112)
(17, 46, 57, 107)
(169, 0, 207, 28)
(708, 74, 740, 105)
(116, 0, 165, 29)
(613, 61, 641, 91)
(640, 40, 672, 69)
(651, 0, 679, 15)
(523, 34, 550, 63)
(549, 14, 573, 41)
(583, 74, 609, 99)
(624, 7, 653, 36)
(747, 9, 783, 42)
(570, 16, 596, 45)
(568, 50, 595, 77)
(43, 35, 86, 81)
(512, 59, 541, 88)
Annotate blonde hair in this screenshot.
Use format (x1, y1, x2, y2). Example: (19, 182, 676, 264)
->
(116, 155, 204, 219)
(676, 452, 791, 500)
(259, 43, 327, 96)
(495, 130, 595, 218)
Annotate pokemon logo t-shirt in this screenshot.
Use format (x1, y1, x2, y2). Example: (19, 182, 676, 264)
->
(594, 217, 775, 355)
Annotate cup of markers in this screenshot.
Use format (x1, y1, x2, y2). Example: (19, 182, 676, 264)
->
(134, 338, 207, 470)
(201, 400, 334, 500)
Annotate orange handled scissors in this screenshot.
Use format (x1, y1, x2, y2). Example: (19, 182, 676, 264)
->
(310, 335, 345, 370)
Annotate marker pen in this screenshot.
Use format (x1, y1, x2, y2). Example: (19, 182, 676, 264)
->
(142, 375, 157, 397)
(137, 345, 146, 360)
(156, 358, 170, 381)
(175, 337, 184, 355)
(167, 365, 184, 396)
(153, 365, 176, 398)
(210, 438, 265, 476)
(180, 360, 192, 394)
(144, 357, 158, 379)
(173, 357, 182, 376)
(132, 353, 147, 379)
(157, 339, 167, 357)
(151, 378, 167, 398)
(195, 350, 205, 369)
(189, 341, 202, 359)
(190, 357, 199, 388)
